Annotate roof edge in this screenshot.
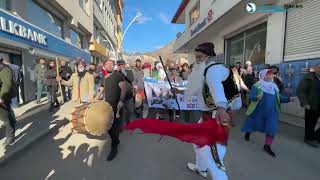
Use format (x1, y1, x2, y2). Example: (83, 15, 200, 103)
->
(171, 0, 189, 24)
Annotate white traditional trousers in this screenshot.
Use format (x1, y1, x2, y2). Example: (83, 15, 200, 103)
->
(193, 144, 228, 180)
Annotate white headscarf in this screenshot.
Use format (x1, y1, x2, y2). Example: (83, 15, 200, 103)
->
(258, 69, 279, 95)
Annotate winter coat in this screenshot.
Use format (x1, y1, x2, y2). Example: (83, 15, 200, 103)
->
(297, 72, 320, 111)
(62, 72, 95, 103)
(45, 68, 58, 86)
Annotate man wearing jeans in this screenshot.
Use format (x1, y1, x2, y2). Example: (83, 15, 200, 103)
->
(35, 59, 48, 104)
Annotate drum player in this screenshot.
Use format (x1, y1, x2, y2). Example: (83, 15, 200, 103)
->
(95, 59, 132, 161)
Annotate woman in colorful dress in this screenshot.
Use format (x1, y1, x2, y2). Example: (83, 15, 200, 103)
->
(241, 69, 294, 157)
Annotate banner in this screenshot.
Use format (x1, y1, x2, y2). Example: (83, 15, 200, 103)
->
(144, 77, 200, 110)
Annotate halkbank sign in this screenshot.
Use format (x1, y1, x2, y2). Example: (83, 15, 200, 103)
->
(0, 16, 47, 46)
(0, 9, 91, 62)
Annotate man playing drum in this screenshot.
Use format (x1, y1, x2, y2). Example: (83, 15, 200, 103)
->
(95, 59, 131, 161)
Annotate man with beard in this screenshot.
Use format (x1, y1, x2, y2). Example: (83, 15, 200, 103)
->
(59, 60, 73, 102)
(57, 59, 95, 103)
(95, 59, 130, 161)
(133, 59, 145, 118)
(181, 42, 238, 180)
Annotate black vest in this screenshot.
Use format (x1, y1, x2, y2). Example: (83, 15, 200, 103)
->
(203, 63, 240, 110)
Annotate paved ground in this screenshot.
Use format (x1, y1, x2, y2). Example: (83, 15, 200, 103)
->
(0, 98, 73, 163)
(0, 109, 319, 180)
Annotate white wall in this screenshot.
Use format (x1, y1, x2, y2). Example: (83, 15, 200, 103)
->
(265, 13, 286, 65)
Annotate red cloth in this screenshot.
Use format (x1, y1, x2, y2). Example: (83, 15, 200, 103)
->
(123, 118, 229, 147)
(101, 68, 107, 76)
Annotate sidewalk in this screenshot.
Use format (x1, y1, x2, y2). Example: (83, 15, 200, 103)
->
(0, 98, 75, 164)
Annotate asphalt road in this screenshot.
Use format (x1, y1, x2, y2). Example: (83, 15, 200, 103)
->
(0, 110, 319, 180)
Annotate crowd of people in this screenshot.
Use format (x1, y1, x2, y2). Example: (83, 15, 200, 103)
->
(0, 43, 319, 179)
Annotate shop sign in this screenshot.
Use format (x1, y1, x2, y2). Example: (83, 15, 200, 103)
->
(0, 16, 47, 46)
(191, 18, 206, 37)
(190, 9, 214, 37)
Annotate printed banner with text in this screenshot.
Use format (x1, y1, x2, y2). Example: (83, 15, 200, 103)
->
(144, 77, 200, 110)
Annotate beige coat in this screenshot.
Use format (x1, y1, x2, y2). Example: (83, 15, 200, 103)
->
(62, 72, 95, 103)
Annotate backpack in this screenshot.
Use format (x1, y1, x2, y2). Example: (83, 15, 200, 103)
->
(0, 63, 18, 99)
(203, 63, 240, 110)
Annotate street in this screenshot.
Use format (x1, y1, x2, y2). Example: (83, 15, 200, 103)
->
(0, 110, 319, 180)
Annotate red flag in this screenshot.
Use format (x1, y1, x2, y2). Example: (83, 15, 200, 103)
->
(123, 118, 229, 147)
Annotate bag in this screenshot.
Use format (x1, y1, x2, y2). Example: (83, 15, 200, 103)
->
(0, 64, 18, 99)
(203, 63, 241, 110)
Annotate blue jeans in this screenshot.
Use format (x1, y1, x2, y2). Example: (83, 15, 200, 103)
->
(36, 80, 49, 102)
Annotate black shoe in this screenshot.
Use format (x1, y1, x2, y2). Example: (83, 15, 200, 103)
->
(245, 132, 250, 141)
(106, 147, 118, 161)
(304, 140, 318, 148)
(54, 103, 60, 108)
(263, 145, 276, 157)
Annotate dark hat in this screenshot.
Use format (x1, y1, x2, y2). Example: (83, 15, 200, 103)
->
(195, 42, 216, 56)
(76, 59, 86, 67)
(116, 59, 126, 65)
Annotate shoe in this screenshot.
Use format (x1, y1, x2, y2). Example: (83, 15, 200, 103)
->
(36, 101, 41, 104)
(245, 132, 250, 141)
(106, 147, 118, 161)
(304, 140, 318, 148)
(263, 145, 276, 157)
(54, 103, 60, 108)
(187, 163, 208, 178)
(4, 137, 16, 148)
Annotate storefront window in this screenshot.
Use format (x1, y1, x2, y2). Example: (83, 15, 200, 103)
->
(189, 1, 200, 25)
(0, 0, 10, 10)
(70, 29, 83, 49)
(226, 34, 244, 66)
(26, 0, 63, 38)
(226, 23, 267, 65)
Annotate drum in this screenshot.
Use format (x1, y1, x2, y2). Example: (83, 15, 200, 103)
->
(70, 101, 114, 136)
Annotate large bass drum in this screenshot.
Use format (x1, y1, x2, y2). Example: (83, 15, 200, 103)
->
(70, 101, 114, 136)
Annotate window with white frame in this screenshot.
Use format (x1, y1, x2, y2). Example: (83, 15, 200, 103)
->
(189, 1, 200, 26)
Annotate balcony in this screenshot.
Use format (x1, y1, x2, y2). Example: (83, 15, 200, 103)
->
(89, 40, 107, 57)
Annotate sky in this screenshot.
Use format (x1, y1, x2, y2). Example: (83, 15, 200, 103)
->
(122, 0, 184, 53)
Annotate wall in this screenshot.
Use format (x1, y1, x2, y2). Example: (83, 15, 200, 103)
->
(56, 0, 93, 34)
(265, 13, 286, 65)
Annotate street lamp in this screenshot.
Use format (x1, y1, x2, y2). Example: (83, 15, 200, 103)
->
(122, 11, 142, 43)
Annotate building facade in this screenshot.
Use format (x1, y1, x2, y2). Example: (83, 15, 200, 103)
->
(91, 0, 122, 62)
(0, 0, 123, 104)
(171, 0, 320, 118)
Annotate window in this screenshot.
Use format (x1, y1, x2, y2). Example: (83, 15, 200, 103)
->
(226, 23, 267, 65)
(0, 0, 10, 10)
(70, 29, 83, 49)
(189, 1, 200, 25)
(79, 0, 89, 14)
(26, 0, 63, 38)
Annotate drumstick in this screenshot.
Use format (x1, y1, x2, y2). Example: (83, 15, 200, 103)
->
(56, 57, 64, 104)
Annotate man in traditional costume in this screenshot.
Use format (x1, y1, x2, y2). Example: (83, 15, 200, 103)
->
(183, 42, 241, 180)
(124, 43, 241, 180)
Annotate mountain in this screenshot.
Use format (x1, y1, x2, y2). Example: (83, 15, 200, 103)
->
(122, 41, 190, 66)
